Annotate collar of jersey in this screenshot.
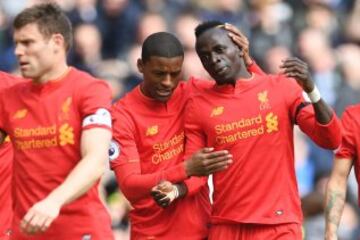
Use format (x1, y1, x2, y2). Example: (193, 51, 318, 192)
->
(213, 73, 258, 94)
(30, 67, 72, 91)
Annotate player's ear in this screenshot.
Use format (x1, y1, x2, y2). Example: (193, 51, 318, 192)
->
(137, 58, 144, 73)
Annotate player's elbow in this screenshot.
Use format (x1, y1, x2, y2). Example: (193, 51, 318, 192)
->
(315, 134, 341, 150)
(118, 182, 139, 203)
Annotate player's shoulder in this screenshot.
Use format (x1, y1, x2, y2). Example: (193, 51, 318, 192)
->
(111, 87, 139, 117)
(1, 79, 29, 96)
(0, 71, 27, 89)
(186, 76, 214, 90)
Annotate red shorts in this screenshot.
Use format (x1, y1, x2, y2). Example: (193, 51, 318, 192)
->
(209, 222, 302, 240)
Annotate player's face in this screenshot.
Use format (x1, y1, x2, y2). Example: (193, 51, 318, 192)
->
(13, 23, 57, 81)
(196, 28, 243, 85)
(138, 56, 183, 102)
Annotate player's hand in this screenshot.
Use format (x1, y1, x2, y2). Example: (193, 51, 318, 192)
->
(150, 181, 178, 208)
(20, 197, 61, 234)
(184, 147, 232, 177)
(279, 57, 315, 93)
(224, 23, 253, 66)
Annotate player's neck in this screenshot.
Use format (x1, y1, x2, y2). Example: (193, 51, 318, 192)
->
(236, 61, 252, 80)
(32, 61, 69, 84)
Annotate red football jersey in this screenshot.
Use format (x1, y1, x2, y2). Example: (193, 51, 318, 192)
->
(184, 73, 341, 225)
(0, 68, 113, 240)
(335, 105, 360, 205)
(110, 80, 213, 239)
(0, 72, 23, 239)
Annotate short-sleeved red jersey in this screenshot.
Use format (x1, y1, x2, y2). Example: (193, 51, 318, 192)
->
(110, 79, 213, 239)
(0, 68, 113, 240)
(0, 72, 23, 239)
(184, 73, 341, 225)
(335, 105, 360, 205)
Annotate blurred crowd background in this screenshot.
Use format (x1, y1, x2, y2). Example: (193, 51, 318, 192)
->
(1, 0, 360, 239)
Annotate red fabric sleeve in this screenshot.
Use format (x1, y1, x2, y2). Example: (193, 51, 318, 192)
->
(184, 177, 208, 196)
(0, 72, 24, 133)
(246, 61, 265, 75)
(282, 75, 341, 149)
(77, 78, 112, 131)
(335, 108, 356, 159)
(183, 97, 209, 196)
(110, 105, 188, 203)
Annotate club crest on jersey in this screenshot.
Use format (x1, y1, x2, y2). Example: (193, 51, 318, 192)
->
(258, 90, 271, 110)
(59, 97, 72, 121)
(146, 125, 158, 136)
(109, 140, 120, 161)
(13, 108, 27, 119)
(211, 106, 224, 117)
(62, 97, 72, 113)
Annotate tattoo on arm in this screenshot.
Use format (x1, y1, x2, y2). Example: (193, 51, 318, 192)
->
(325, 190, 346, 227)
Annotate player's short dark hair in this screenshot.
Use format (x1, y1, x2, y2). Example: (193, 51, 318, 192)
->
(142, 32, 184, 63)
(195, 20, 225, 38)
(13, 2, 73, 52)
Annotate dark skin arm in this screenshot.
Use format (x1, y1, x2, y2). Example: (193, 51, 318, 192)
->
(151, 147, 232, 208)
(223, 23, 253, 66)
(185, 147, 232, 176)
(280, 57, 333, 124)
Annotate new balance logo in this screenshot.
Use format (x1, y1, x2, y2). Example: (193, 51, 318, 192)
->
(13, 109, 27, 119)
(146, 125, 158, 136)
(211, 106, 224, 117)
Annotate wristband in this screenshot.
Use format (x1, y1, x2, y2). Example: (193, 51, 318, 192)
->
(165, 185, 179, 203)
(307, 85, 321, 103)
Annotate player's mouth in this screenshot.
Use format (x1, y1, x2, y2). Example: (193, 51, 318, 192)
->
(19, 61, 30, 69)
(214, 66, 228, 75)
(156, 88, 172, 98)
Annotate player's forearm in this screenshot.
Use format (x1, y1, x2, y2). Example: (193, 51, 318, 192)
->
(300, 110, 341, 150)
(45, 128, 111, 207)
(324, 179, 347, 238)
(184, 176, 208, 196)
(116, 162, 188, 202)
(311, 99, 333, 124)
(46, 153, 106, 206)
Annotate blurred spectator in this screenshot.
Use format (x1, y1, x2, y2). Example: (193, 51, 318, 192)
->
(334, 44, 360, 115)
(67, 0, 98, 26)
(264, 45, 292, 74)
(70, 23, 103, 74)
(136, 13, 168, 44)
(249, 0, 294, 67)
(97, 0, 142, 58)
(304, 3, 342, 44)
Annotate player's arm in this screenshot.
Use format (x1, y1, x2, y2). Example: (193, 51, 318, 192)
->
(112, 140, 231, 203)
(325, 157, 353, 240)
(111, 106, 231, 203)
(280, 57, 341, 149)
(151, 98, 219, 207)
(20, 126, 111, 234)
